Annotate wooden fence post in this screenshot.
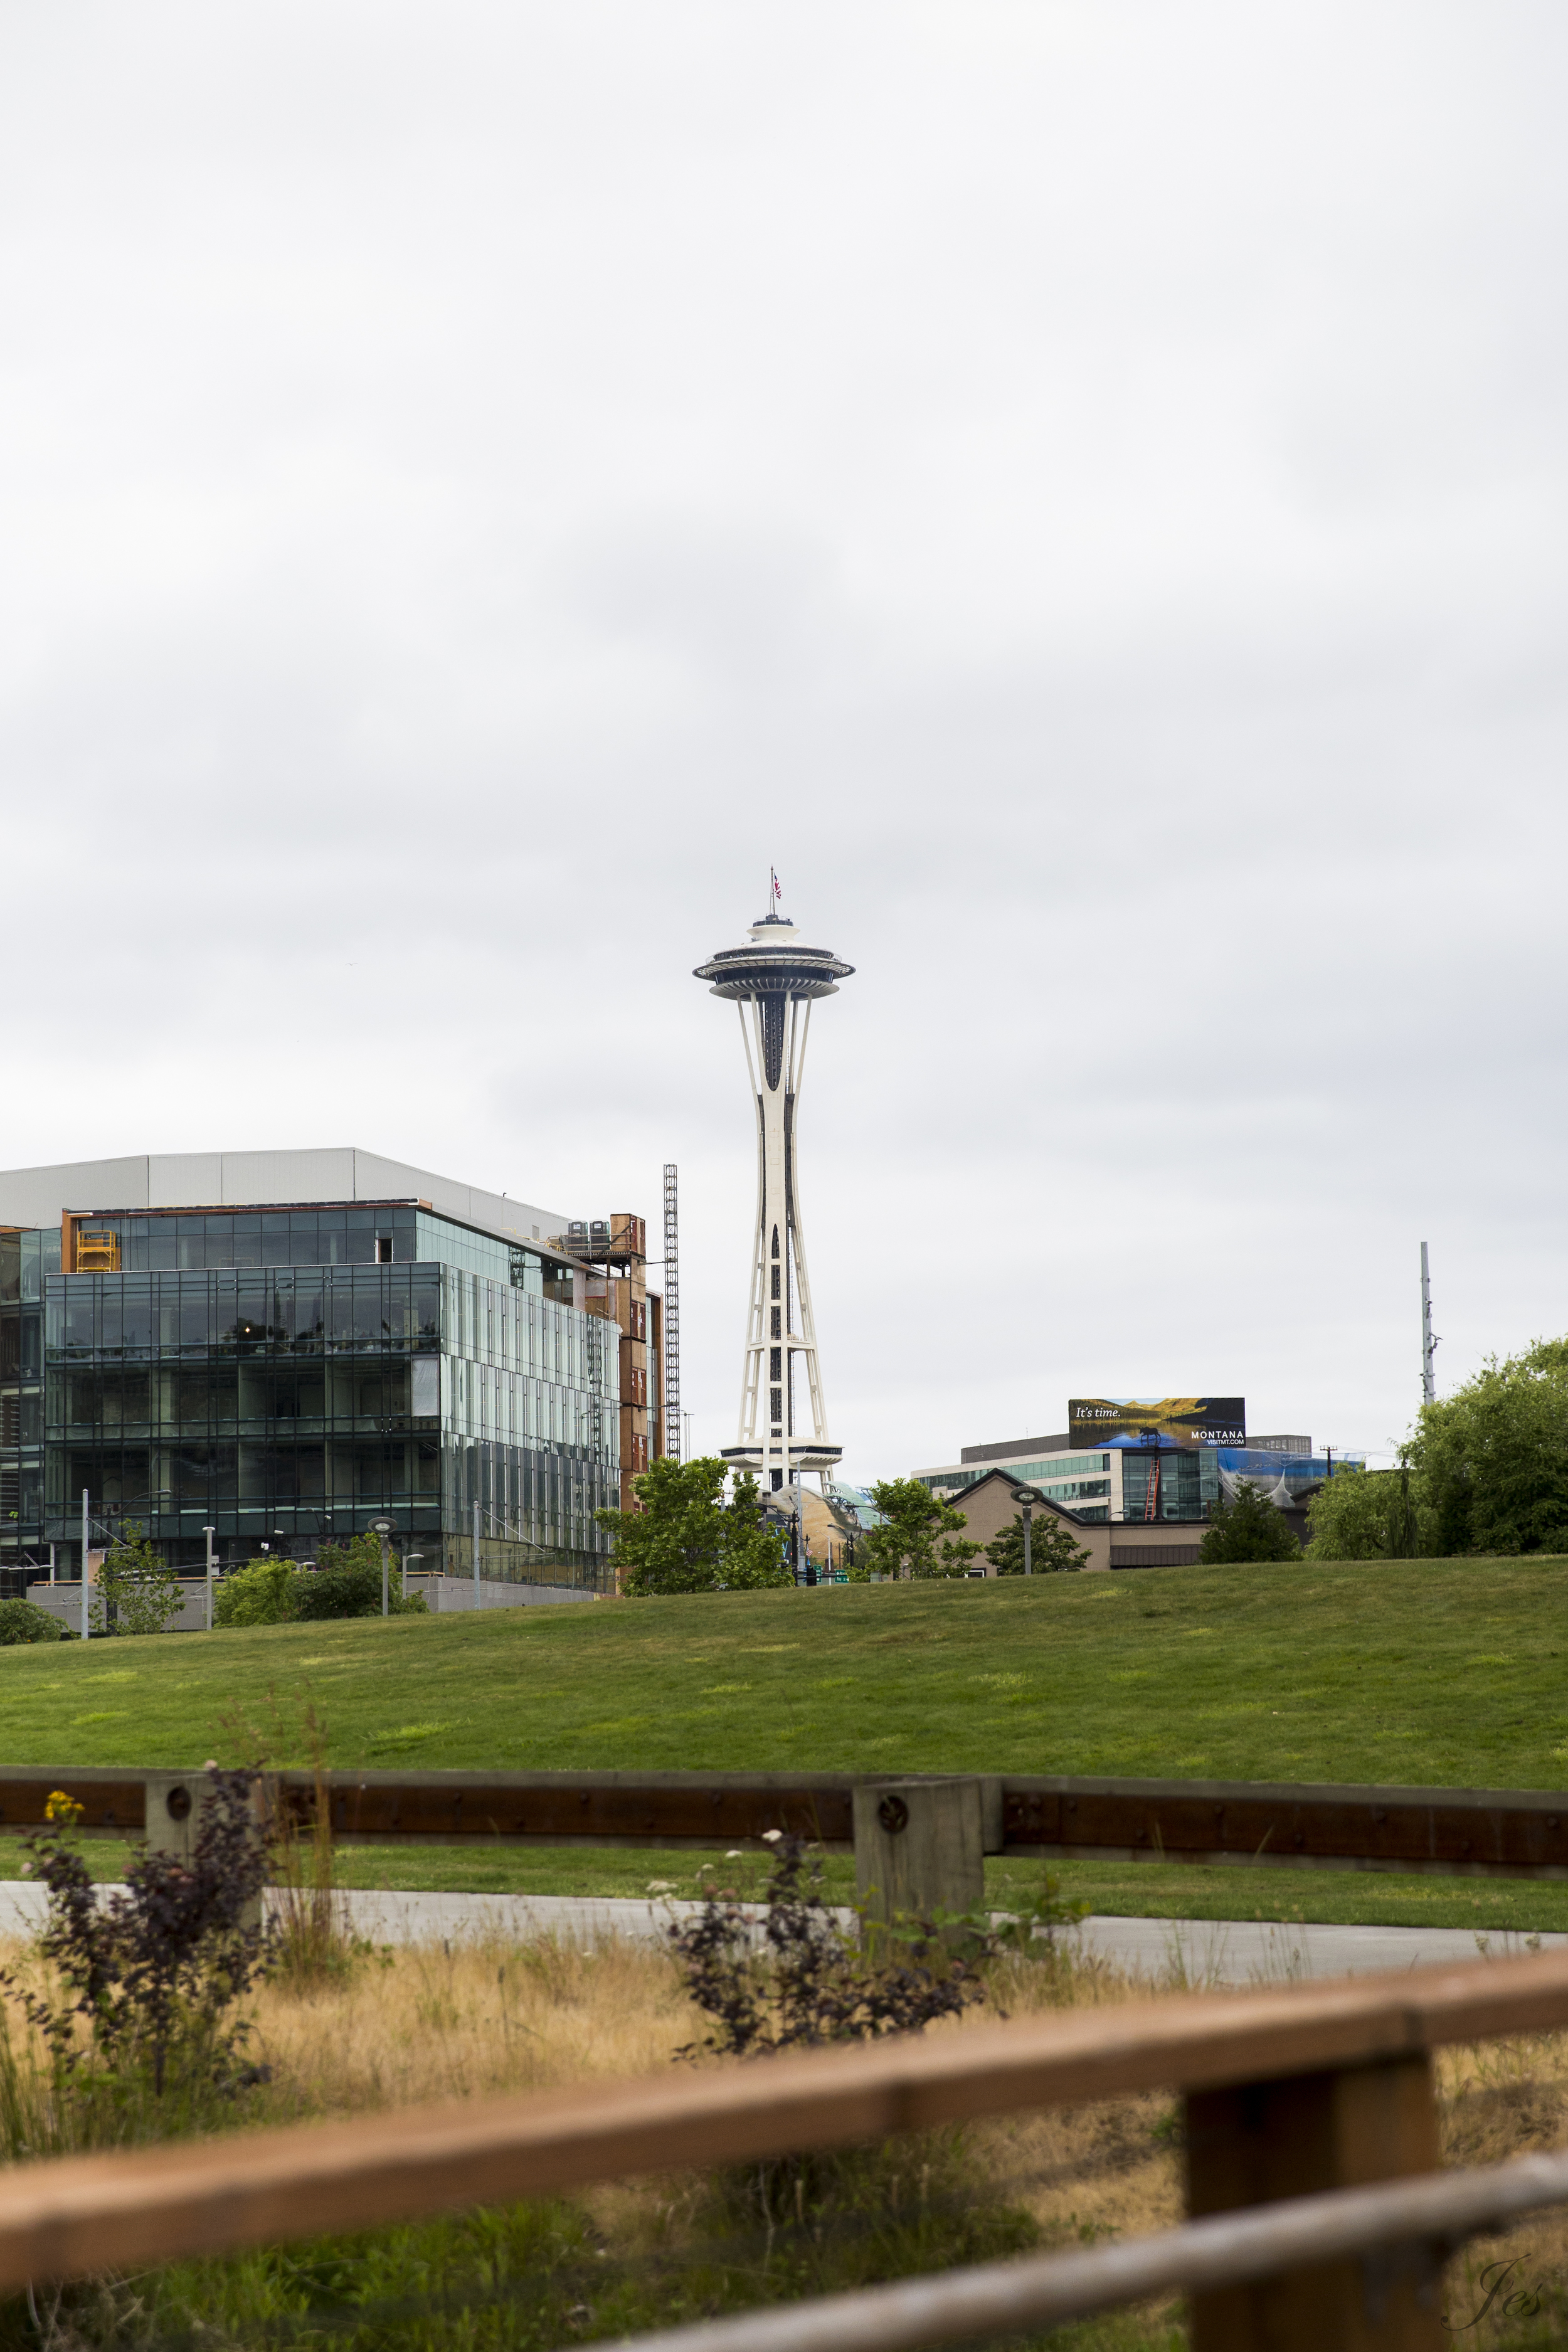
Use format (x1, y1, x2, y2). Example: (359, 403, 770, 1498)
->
(852, 1778, 984, 1938)
(1185, 2053, 1444, 2351)
(142, 1771, 265, 1931)
(142, 1771, 204, 1867)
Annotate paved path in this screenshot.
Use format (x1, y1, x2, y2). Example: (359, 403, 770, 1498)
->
(0, 1882, 1559, 1983)
(1073, 1912, 1564, 1984)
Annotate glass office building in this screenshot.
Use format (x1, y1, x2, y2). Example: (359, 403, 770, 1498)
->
(3, 1196, 618, 1588)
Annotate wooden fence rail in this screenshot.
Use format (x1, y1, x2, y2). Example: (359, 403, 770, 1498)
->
(603, 2149, 1568, 2352)
(5, 1765, 1568, 1880)
(3, 1948, 1568, 2350)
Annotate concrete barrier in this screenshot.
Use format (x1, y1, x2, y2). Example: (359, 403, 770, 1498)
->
(27, 1579, 208, 1634)
(26, 1572, 595, 1634)
(404, 1573, 597, 1612)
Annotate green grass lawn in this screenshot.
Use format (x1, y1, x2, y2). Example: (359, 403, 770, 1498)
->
(9, 1835, 1566, 1935)
(0, 1559, 1563, 1783)
(0, 1559, 1564, 1930)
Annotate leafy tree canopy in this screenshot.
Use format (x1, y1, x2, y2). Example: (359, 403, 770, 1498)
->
(213, 1558, 303, 1628)
(293, 1534, 426, 1620)
(92, 1523, 188, 1636)
(1305, 1466, 1425, 1561)
(852, 1479, 983, 1581)
(985, 1512, 1091, 1576)
(0, 1597, 67, 1645)
(596, 1456, 790, 1597)
(1406, 1339, 1568, 1556)
(1197, 1480, 1300, 1565)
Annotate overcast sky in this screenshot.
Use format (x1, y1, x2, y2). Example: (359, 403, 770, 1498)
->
(3, 4, 1564, 1478)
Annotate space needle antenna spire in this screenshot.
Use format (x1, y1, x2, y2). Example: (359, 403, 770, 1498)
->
(694, 882, 854, 1492)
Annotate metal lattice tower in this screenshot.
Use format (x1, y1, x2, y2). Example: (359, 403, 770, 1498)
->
(662, 1163, 681, 1460)
(1421, 1240, 1439, 1405)
(693, 903, 854, 1491)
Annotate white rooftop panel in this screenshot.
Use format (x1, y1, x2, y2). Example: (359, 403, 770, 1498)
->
(147, 1152, 225, 1208)
(0, 1156, 152, 1227)
(0, 1147, 568, 1250)
(218, 1147, 358, 1207)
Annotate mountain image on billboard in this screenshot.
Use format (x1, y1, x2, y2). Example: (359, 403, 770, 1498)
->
(1069, 1396, 1246, 1447)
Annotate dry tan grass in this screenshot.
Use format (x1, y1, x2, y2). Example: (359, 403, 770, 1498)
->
(13, 1916, 1568, 2339)
(248, 1930, 704, 2118)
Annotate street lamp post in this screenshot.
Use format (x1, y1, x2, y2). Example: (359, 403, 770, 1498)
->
(369, 1518, 396, 1618)
(403, 1552, 421, 1602)
(80, 1488, 90, 1640)
(203, 1526, 216, 1630)
(1012, 1488, 1037, 1577)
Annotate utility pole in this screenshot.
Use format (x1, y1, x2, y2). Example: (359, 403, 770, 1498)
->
(662, 1163, 681, 1461)
(1421, 1241, 1438, 1406)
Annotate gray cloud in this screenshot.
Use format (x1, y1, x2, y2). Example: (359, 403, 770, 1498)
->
(1, 1, 1564, 1478)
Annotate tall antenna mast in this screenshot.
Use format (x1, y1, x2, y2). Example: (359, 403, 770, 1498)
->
(662, 1163, 681, 1460)
(1420, 1241, 1438, 1405)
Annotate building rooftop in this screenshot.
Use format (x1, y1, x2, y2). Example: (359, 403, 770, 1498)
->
(0, 1147, 565, 1259)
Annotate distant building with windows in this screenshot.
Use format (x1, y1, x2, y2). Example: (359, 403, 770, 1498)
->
(913, 1427, 1359, 1530)
(0, 1148, 662, 1591)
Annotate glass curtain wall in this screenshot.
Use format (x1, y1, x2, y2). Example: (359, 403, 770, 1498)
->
(44, 1251, 618, 1587)
(1, 1229, 58, 1569)
(434, 1263, 618, 1586)
(1116, 1446, 1218, 1522)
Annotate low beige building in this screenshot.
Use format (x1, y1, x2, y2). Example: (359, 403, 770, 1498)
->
(942, 1468, 1210, 1574)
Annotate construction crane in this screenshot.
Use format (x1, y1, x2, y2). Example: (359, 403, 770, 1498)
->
(662, 1163, 681, 1461)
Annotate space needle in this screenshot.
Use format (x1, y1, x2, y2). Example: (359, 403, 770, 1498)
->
(694, 884, 854, 1492)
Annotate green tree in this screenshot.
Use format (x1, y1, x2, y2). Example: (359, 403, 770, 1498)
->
(595, 1456, 791, 1597)
(90, 1523, 188, 1636)
(1304, 1467, 1412, 1560)
(1385, 1463, 1422, 1559)
(213, 1558, 302, 1628)
(293, 1534, 426, 1620)
(718, 1470, 797, 1590)
(985, 1512, 1091, 1576)
(852, 1479, 983, 1581)
(1406, 1338, 1568, 1555)
(0, 1598, 66, 1645)
(1197, 1480, 1300, 1565)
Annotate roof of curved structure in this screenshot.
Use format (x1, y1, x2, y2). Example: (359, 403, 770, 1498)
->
(693, 916, 855, 1001)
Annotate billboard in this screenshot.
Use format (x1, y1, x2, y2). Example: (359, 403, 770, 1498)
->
(1069, 1396, 1246, 1448)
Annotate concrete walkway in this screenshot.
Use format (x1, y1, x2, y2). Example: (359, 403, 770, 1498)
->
(0, 1882, 1559, 1983)
(1073, 1912, 1564, 1985)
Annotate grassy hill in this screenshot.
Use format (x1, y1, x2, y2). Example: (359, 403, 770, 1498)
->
(0, 1555, 1561, 1787)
